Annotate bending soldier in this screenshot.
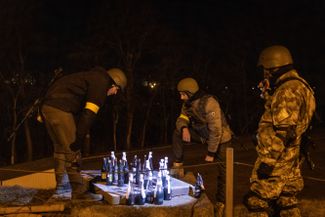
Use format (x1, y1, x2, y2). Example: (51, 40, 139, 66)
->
(41, 67, 127, 201)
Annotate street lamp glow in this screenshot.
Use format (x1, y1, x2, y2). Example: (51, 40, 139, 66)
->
(149, 82, 157, 89)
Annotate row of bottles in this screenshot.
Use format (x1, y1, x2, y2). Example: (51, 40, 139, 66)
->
(125, 153, 172, 205)
(126, 170, 172, 205)
(101, 151, 129, 186)
(100, 151, 172, 205)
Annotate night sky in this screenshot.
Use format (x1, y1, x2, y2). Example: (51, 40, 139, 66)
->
(3, 0, 325, 77)
(42, 0, 325, 83)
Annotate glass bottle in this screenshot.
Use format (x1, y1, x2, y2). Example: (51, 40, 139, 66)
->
(148, 151, 153, 171)
(106, 159, 113, 185)
(164, 172, 172, 200)
(101, 157, 108, 182)
(110, 151, 116, 164)
(194, 173, 205, 198)
(126, 173, 135, 205)
(154, 171, 164, 205)
(113, 159, 119, 185)
(145, 171, 154, 204)
(122, 152, 129, 184)
(136, 174, 146, 205)
(118, 159, 125, 187)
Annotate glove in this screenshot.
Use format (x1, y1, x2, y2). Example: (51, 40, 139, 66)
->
(256, 162, 274, 180)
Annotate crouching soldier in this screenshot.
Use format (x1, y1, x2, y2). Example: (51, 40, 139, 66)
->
(172, 77, 232, 216)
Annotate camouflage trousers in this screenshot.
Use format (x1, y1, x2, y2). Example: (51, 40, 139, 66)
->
(243, 175, 303, 217)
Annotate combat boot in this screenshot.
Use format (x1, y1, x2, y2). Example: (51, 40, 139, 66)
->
(214, 202, 224, 217)
(47, 187, 71, 203)
(170, 162, 184, 178)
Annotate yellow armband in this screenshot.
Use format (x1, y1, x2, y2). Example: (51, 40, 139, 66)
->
(179, 114, 189, 122)
(85, 102, 100, 114)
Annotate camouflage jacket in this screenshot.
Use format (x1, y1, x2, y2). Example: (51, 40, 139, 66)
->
(255, 70, 316, 178)
(176, 94, 232, 153)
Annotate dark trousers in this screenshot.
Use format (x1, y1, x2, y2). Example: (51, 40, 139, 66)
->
(172, 128, 231, 203)
(42, 105, 86, 195)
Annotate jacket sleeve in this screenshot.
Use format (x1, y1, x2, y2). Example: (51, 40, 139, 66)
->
(176, 104, 190, 131)
(205, 97, 223, 153)
(76, 108, 97, 145)
(75, 74, 108, 145)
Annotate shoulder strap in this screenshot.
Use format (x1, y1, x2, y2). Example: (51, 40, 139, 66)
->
(275, 77, 313, 92)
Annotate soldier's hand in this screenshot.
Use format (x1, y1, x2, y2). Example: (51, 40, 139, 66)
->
(258, 79, 271, 99)
(205, 155, 214, 162)
(182, 127, 191, 142)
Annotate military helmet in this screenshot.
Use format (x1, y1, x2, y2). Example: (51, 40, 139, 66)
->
(107, 68, 127, 90)
(177, 77, 199, 94)
(258, 45, 293, 69)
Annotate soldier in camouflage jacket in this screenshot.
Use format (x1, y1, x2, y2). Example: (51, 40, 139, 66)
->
(244, 45, 316, 217)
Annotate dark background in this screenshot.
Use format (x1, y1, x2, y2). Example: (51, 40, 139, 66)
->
(0, 0, 324, 165)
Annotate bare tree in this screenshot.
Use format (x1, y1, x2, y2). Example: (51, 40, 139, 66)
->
(80, 0, 160, 150)
(0, 0, 42, 164)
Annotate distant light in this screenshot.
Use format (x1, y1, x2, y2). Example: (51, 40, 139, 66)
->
(143, 80, 158, 89)
(149, 82, 157, 89)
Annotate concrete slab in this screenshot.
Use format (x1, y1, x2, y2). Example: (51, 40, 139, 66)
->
(91, 170, 192, 205)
